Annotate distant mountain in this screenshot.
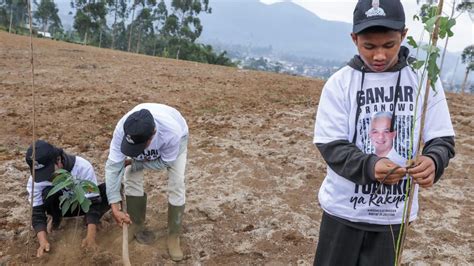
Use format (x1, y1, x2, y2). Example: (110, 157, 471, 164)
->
(198, 0, 470, 85)
(198, 0, 355, 61)
(53, 0, 470, 85)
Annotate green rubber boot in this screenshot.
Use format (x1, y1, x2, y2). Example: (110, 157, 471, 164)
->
(167, 203, 185, 261)
(126, 194, 155, 245)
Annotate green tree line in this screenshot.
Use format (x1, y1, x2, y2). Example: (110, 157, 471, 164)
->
(0, 0, 235, 67)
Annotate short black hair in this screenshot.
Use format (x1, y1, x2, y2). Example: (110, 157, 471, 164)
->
(357, 26, 405, 35)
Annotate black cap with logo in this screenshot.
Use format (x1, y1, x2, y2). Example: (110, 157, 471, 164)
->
(353, 0, 405, 34)
(25, 140, 61, 182)
(121, 109, 156, 157)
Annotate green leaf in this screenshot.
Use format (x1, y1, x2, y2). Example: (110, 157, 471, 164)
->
(421, 6, 438, 23)
(46, 179, 73, 198)
(51, 169, 72, 185)
(407, 36, 418, 49)
(62, 198, 72, 216)
(74, 185, 86, 204)
(447, 18, 456, 29)
(59, 194, 69, 207)
(52, 174, 67, 186)
(411, 60, 425, 70)
(80, 199, 92, 213)
(424, 15, 440, 33)
(427, 52, 440, 93)
(420, 44, 440, 54)
(70, 201, 79, 214)
(70, 191, 79, 203)
(438, 17, 448, 39)
(54, 169, 69, 176)
(80, 180, 99, 194)
(446, 18, 456, 38)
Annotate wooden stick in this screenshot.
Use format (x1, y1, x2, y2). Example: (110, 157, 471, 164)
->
(123, 225, 131, 266)
(25, 0, 37, 261)
(121, 188, 131, 266)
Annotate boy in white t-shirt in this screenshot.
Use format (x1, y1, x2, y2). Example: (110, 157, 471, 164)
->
(26, 140, 109, 257)
(312, 0, 455, 265)
(105, 103, 188, 261)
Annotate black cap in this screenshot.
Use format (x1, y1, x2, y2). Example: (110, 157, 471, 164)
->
(353, 0, 405, 34)
(121, 109, 156, 157)
(25, 140, 61, 182)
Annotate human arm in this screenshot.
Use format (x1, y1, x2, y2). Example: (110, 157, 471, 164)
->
(105, 159, 131, 226)
(32, 205, 48, 233)
(105, 122, 133, 226)
(31, 205, 50, 257)
(408, 136, 455, 188)
(81, 224, 98, 250)
(27, 178, 51, 257)
(36, 231, 50, 257)
(420, 136, 455, 183)
(316, 141, 406, 185)
(316, 141, 380, 185)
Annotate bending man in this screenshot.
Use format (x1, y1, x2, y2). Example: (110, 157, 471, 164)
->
(105, 103, 188, 261)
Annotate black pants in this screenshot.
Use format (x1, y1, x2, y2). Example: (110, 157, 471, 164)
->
(314, 212, 399, 266)
(41, 183, 110, 228)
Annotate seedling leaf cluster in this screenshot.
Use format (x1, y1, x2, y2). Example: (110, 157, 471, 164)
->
(47, 169, 99, 215)
(407, 4, 456, 90)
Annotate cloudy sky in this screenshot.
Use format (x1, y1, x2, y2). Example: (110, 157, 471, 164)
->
(261, 0, 473, 53)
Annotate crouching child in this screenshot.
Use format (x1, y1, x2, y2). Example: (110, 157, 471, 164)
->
(26, 140, 110, 257)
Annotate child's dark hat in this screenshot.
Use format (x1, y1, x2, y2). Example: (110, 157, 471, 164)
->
(25, 140, 61, 182)
(353, 0, 405, 34)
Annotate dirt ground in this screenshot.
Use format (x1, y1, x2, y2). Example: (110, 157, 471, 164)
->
(0, 31, 472, 265)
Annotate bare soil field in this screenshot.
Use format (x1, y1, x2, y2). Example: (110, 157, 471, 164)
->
(0, 31, 472, 265)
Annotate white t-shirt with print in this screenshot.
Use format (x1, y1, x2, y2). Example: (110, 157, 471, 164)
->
(108, 103, 188, 163)
(313, 66, 454, 225)
(27, 156, 99, 207)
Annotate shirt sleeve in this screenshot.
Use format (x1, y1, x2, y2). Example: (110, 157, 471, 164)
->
(105, 159, 125, 204)
(313, 74, 351, 144)
(26, 177, 44, 207)
(105, 122, 127, 204)
(422, 79, 455, 142)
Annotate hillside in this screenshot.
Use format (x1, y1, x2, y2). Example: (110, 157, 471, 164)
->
(199, 0, 354, 60)
(0, 31, 473, 265)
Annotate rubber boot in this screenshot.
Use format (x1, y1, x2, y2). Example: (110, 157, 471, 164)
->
(126, 194, 155, 245)
(167, 203, 185, 261)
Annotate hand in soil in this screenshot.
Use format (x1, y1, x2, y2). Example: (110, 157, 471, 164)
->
(37, 239, 50, 258)
(81, 237, 98, 251)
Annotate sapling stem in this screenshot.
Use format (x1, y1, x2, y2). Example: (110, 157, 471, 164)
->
(395, 1, 446, 265)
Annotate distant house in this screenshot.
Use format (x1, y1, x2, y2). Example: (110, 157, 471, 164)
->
(37, 31, 52, 39)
